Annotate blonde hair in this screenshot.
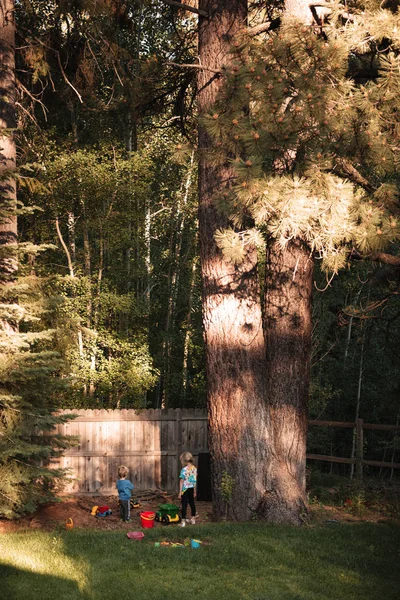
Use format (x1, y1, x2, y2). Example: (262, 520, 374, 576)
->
(180, 451, 193, 464)
(118, 465, 129, 478)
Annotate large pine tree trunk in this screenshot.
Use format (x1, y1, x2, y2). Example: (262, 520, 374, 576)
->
(198, 0, 270, 520)
(262, 239, 312, 524)
(255, 0, 316, 524)
(0, 0, 17, 288)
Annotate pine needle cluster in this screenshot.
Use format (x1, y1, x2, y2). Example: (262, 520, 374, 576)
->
(0, 275, 77, 519)
(204, 4, 400, 271)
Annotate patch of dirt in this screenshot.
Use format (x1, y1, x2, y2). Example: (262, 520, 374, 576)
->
(308, 502, 398, 525)
(0, 491, 213, 533)
(1, 487, 397, 533)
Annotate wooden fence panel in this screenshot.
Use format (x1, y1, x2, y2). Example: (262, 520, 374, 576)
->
(56, 409, 208, 494)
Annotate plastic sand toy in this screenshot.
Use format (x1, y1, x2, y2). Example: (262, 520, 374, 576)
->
(155, 503, 181, 525)
(127, 531, 145, 540)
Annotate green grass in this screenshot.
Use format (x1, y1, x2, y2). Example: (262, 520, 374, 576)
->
(1, 522, 399, 600)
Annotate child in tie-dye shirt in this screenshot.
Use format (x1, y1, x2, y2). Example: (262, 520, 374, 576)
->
(178, 451, 197, 527)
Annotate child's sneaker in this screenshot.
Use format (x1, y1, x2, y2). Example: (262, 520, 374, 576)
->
(180, 519, 186, 527)
(190, 517, 196, 525)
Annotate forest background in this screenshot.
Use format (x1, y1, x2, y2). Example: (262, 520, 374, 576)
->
(0, 0, 399, 518)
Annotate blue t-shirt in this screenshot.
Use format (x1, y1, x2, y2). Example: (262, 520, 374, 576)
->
(116, 478, 134, 500)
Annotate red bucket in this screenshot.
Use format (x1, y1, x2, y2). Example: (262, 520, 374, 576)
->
(140, 511, 155, 528)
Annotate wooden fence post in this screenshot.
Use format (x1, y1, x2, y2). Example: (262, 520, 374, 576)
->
(356, 418, 364, 480)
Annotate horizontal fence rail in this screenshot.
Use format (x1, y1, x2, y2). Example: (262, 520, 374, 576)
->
(307, 418, 400, 477)
(53, 410, 400, 494)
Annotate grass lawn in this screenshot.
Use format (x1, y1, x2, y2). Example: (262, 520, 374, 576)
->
(1, 522, 399, 600)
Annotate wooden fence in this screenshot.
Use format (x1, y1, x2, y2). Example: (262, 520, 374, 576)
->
(55, 409, 208, 494)
(307, 418, 400, 478)
(54, 410, 400, 494)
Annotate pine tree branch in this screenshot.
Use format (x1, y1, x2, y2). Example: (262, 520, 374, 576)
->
(0, 490, 15, 503)
(367, 252, 400, 267)
(161, 0, 208, 18)
(332, 158, 375, 193)
(16, 79, 48, 121)
(309, 2, 354, 23)
(247, 18, 281, 37)
(166, 61, 221, 74)
(351, 249, 400, 267)
(56, 52, 83, 104)
(55, 217, 75, 277)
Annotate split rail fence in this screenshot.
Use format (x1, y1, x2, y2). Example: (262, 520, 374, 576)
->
(54, 410, 400, 494)
(307, 418, 400, 478)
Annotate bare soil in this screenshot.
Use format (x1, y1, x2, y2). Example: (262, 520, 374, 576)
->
(0, 491, 213, 533)
(0, 488, 397, 533)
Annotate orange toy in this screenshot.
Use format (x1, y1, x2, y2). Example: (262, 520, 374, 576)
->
(65, 518, 74, 530)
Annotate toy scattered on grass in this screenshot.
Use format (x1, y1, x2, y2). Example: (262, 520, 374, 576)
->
(140, 511, 156, 528)
(91, 505, 112, 518)
(127, 531, 145, 540)
(155, 503, 181, 525)
(65, 518, 74, 530)
(153, 538, 202, 548)
(154, 541, 184, 547)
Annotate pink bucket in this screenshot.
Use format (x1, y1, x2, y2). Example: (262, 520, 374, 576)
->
(127, 531, 145, 540)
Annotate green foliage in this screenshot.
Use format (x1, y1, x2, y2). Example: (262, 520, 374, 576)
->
(17, 130, 202, 409)
(307, 470, 400, 517)
(206, 9, 400, 272)
(220, 470, 235, 519)
(0, 276, 76, 518)
(220, 470, 235, 504)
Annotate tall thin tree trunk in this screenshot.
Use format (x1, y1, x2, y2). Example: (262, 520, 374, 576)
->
(350, 323, 366, 479)
(144, 194, 151, 309)
(182, 255, 197, 401)
(81, 207, 93, 328)
(67, 212, 76, 265)
(172, 151, 195, 315)
(162, 153, 195, 408)
(344, 287, 362, 364)
(55, 217, 87, 394)
(0, 0, 17, 293)
(55, 218, 74, 277)
(198, 0, 270, 521)
(262, 240, 312, 522)
(390, 414, 399, 480)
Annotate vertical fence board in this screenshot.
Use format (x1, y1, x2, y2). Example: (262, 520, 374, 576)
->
(55, 408, 208, 494)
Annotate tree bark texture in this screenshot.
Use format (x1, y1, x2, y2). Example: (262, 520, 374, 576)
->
(262, 240, 312, 523)
(198, 0, 270, 521)
(0, 0, 17, 286)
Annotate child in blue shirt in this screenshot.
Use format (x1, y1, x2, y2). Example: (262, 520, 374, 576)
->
(116, 465, 134, 522)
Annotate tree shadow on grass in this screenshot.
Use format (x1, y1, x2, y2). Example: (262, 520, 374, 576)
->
(0, 562, 84, 600)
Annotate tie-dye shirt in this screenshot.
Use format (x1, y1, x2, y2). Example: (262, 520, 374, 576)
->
(180, 464, 197, 492)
